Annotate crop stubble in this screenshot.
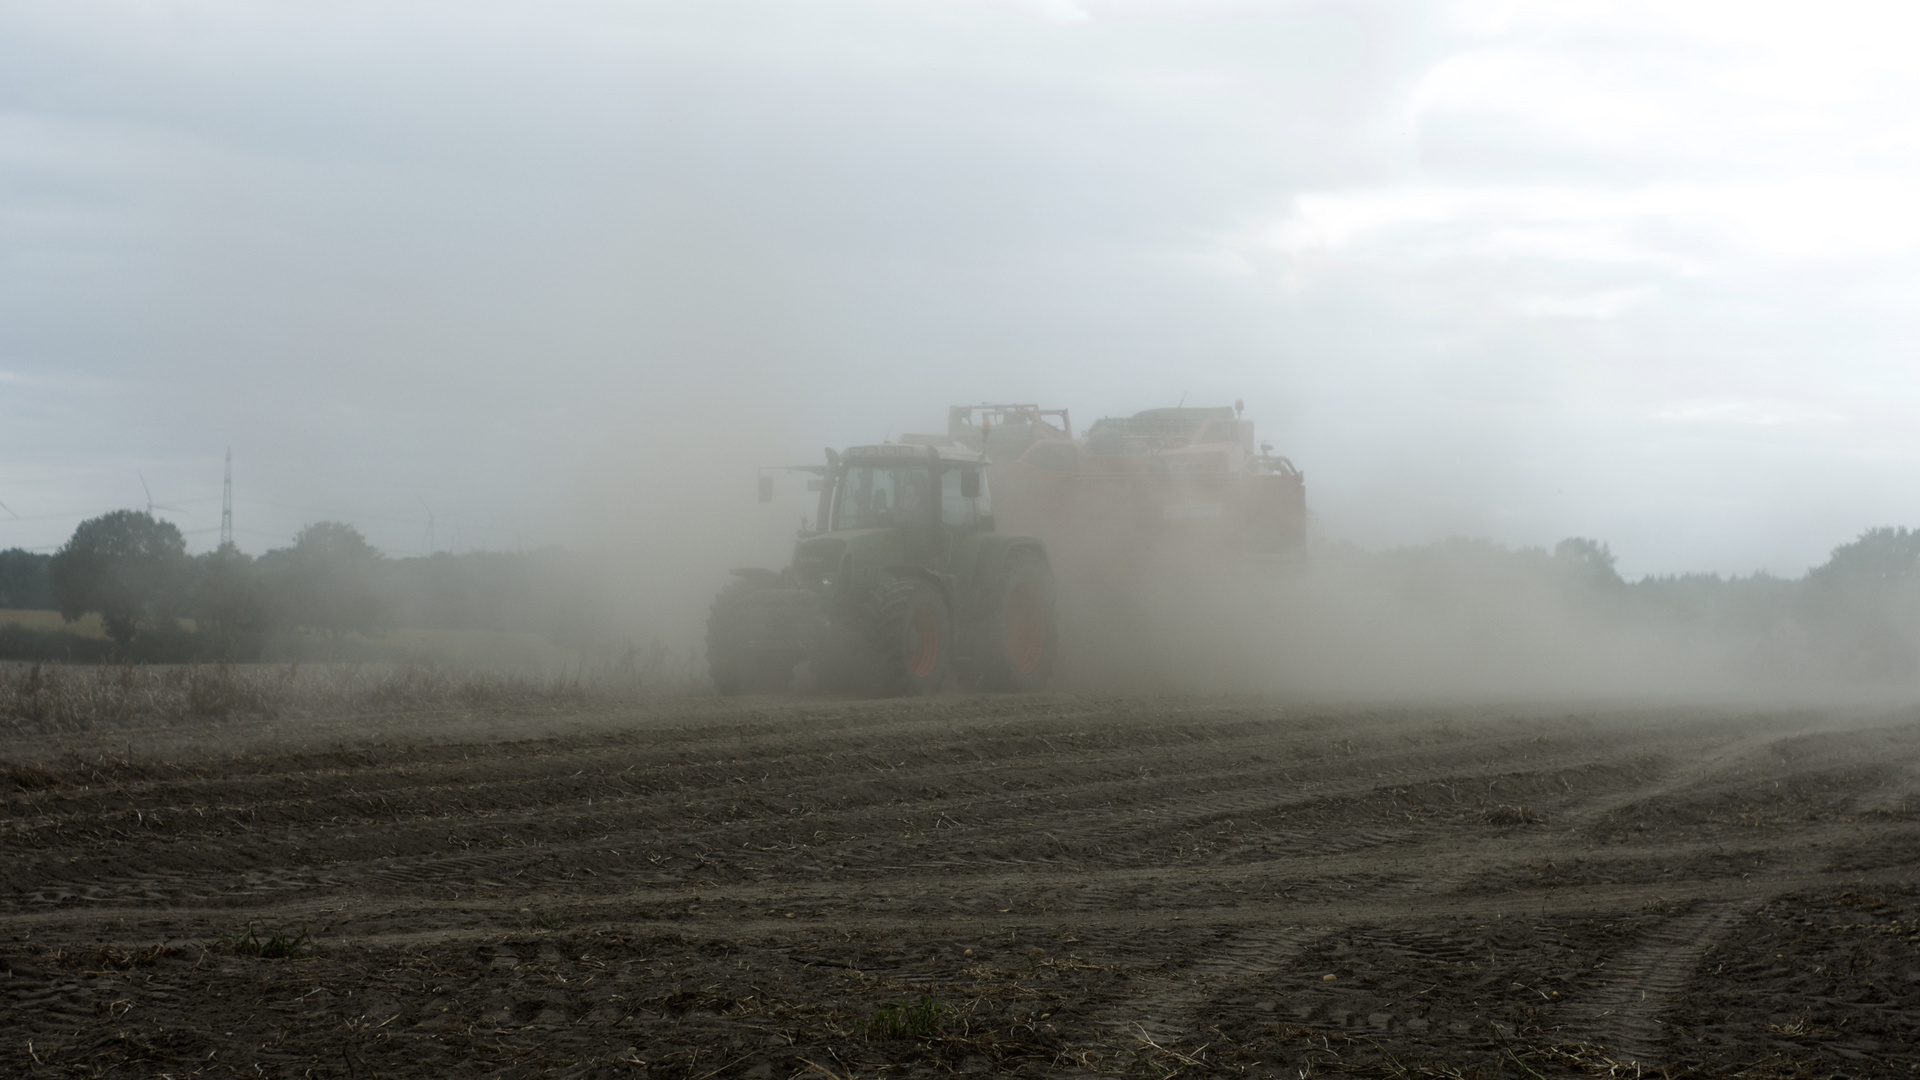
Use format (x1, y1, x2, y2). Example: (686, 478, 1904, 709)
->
(4, 696, 1919, 1077)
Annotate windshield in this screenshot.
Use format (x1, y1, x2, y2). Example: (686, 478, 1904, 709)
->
(831, 465, 937, 530)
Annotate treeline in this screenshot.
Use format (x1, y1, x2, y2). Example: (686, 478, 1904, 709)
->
(1, 511, 610, 662)
(1634, 526, 1920, 680)
(1329, 526, 1920, 683)
(11, 509, 1920, 681)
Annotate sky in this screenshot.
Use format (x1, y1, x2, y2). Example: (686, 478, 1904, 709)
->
(5, 0, 1920, 583)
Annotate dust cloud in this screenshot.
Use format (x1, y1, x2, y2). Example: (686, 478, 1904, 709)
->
(1049, 534, 1913, 702)
(1053, 549, 1720, 702)
(562, 398, 1917, 701)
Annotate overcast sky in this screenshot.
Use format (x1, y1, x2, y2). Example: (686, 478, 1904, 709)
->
(5, 0, 1920, 581)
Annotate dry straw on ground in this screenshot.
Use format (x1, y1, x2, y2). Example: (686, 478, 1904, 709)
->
(0, 655, 702, 736)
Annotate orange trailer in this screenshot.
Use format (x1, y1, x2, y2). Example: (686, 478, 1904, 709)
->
(905, 402, 1306, 579)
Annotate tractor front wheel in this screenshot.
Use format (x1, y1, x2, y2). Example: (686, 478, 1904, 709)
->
(706, 580, 795, 695)
(871, 577, 951, 697)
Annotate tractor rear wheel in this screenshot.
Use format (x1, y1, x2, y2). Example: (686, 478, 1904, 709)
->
(978, 550, 1058, 691)
(870, 577, 951, 697)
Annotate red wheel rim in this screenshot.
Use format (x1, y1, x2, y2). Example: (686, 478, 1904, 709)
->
(1003, 581, 1047, 675)
(906, 603, 942, 678)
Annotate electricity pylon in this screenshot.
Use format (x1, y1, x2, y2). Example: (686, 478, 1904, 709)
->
(220, 448, 233, 549)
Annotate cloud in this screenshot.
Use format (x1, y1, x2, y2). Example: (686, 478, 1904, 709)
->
(3, 0, 1920, 588)
(1649, 398, 1849, 428)
(1254, 176, 1920, 269)
(1519, 286, 1652, 320)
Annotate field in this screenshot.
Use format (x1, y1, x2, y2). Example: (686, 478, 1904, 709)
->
(5, 692, 1920, 1078)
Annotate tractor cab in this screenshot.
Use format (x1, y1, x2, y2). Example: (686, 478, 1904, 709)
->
(821, 444, 993, 537)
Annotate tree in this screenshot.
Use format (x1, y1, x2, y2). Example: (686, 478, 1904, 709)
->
(1554, 537, 1623, 590)
(193, 542, 267, 651)
(1810, 526, 1920, 587)
(262, 521, 389, 639)
(0, 548, 52, 609)
(1803, 526, 1920, 678)
(47, 510, 189, 647)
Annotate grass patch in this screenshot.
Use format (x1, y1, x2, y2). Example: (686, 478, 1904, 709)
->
(44, 944, 175, 970)
(866, 996, 947, 1041)
(0, 662, 288, 732)
(215, 923, 312, 959)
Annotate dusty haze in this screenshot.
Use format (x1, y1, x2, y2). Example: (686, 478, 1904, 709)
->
(12, 13, 1920, 1078)
(6, 2, 1920, 694)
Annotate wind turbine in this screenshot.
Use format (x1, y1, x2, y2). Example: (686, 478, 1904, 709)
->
(138, 472, 182, 517)
(413, 489, 436, 553)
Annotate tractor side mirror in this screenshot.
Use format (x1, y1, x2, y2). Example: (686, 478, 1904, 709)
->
(758, 474, 774, 503)
(960, 469, 980, 499)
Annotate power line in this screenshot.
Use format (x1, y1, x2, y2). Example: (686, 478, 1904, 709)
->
(0, 507, 154, 525)
(230, 496, 431, 526)
(0, 496, 221, 529)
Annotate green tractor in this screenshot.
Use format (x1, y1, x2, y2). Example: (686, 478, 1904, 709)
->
(707, 443, 1058, 696)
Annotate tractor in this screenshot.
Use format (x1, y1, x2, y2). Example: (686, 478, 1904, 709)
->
(706, 442, 1059, 696)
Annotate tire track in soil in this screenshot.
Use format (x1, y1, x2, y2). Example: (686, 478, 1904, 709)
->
(1499, 719, 1920, 1070)
(1080, 720, 1895, 1048)
(2, 707, 1479, 838)
(13, 860, 1914, 954)
(1562, 901, 1753, 1066)
(0, 763, 1646, 918)
(0, 726, 1858, 880)
(6, 699, 1918, 1080)
(0, 716, 1858, 929)
(0, 717, 1684, 913)
(1059, 745, 1704, 1040)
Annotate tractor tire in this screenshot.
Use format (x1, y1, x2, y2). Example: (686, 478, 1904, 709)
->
(809, 615, 878, 697)
(705, 580, 795, 695)
(977, 550, 1058, 691)
(868, 577, 952, 697)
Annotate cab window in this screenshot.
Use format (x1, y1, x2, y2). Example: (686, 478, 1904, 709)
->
(941, 467, 990, 527)
(834, 466, 936, 530)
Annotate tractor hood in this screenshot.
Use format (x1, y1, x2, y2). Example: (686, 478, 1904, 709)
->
(790, 528, 909, 590)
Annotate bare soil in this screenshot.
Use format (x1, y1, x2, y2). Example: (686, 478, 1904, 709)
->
(4, 696, 1919, 1078)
